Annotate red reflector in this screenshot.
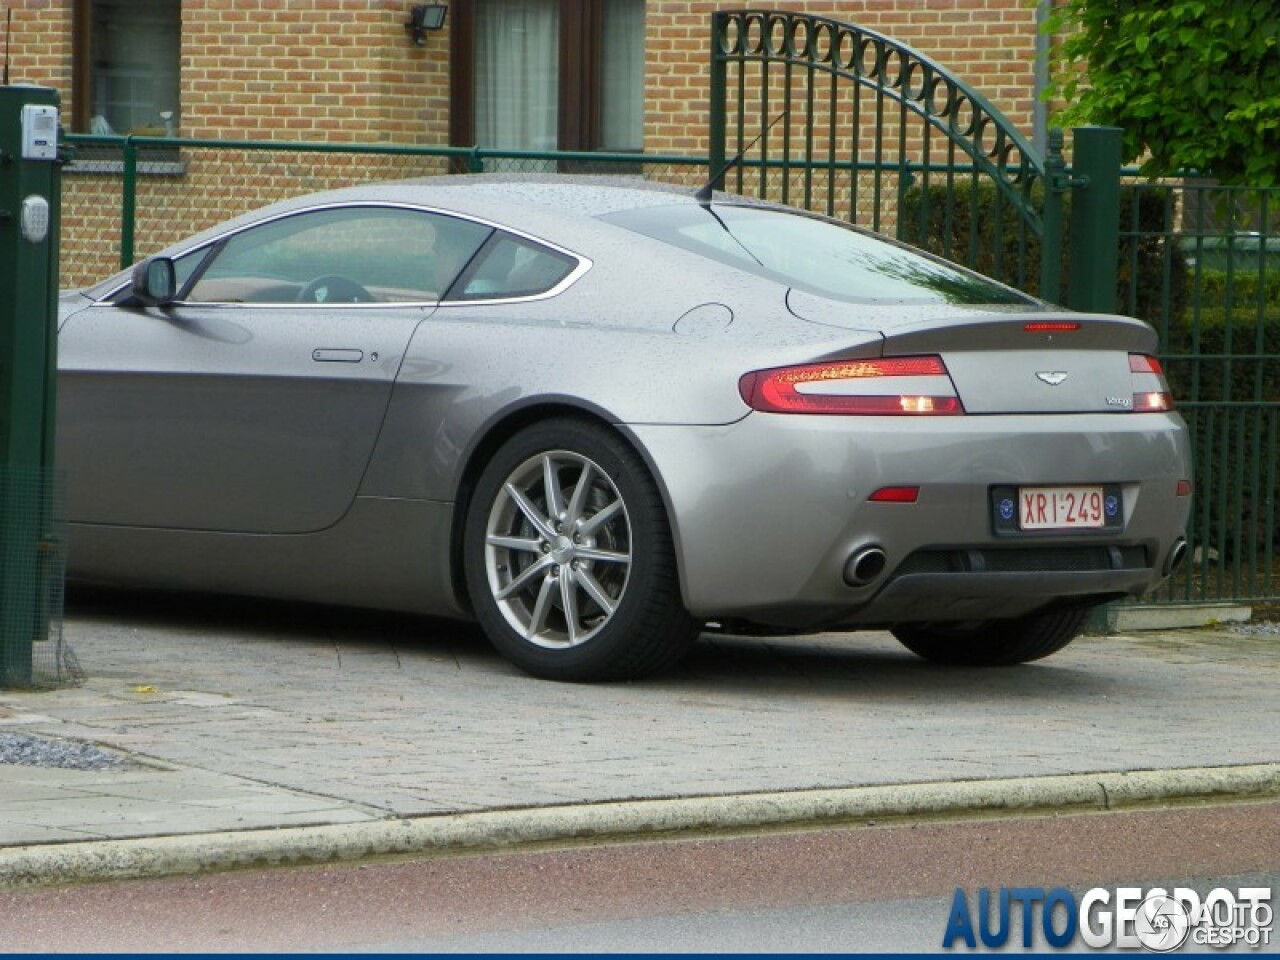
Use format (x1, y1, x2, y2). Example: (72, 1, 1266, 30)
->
(1177, 480, 1194, 497)
(739, 357, 963, 416)
(1024, 322, 1081, 332)
(1129, 354, 1165, 374)
(869, 486, 920, 503)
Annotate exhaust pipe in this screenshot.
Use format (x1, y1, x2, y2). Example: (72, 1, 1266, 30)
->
(844, 545, 888, 587)
(1164, 537, 1188, 576)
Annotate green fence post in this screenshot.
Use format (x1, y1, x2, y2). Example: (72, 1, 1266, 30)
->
(1039, 128, 1066, 303)
(1066, 126, 1122, 629)
(1067, 126, 1122, 313)
(707, 11, 727, 189)
(119, 135, 137, 268)
(0, 85, 63, 688)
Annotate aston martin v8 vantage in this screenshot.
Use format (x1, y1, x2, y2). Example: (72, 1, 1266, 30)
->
(56, 175, 1192, 680)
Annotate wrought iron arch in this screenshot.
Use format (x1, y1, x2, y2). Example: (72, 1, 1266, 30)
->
(708, 10, 1063, 297)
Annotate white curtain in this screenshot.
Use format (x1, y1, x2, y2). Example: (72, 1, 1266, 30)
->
(600, 0, 645, 152)
(475, 0, 560, 155)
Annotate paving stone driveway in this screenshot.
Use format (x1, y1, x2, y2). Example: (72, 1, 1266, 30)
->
(1, 589, 1277, 846)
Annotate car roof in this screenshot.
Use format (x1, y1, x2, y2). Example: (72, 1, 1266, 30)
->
(251, 173, 718, 223)
(82, 174, 775, 297)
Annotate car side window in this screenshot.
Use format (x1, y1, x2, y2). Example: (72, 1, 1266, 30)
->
(450, 233, 577, 301)
(183, 206, 492, 305)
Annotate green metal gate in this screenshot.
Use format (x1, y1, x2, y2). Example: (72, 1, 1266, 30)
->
(707, 9, 1065, 299)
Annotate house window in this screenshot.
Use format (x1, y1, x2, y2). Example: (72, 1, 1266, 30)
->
(452, 0, 645, 156)
(474, 0, 560, 154)
(72, 0, 181, 136)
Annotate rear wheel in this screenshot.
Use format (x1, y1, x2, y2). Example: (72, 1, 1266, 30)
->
(463, 418, 699, 682)
(892, 604, 1093, 666)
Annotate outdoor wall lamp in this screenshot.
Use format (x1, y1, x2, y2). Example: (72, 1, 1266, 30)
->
(406, 4, 448, 45)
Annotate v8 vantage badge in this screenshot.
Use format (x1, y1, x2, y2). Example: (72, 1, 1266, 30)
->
(942, 885, 1274, 951)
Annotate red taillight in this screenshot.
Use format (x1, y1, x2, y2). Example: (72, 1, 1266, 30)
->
(1129, 353, 1174, 411)
(868, 486, 920, 503)
(739, 357, 964, 416)
(1129, 354, 1165, 374)
(1025, 322, 1081, 333)
(1177, 480, 1194, 497)
(776, 356, 948, 378)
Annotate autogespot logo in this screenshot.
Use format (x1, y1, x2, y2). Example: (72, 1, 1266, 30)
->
(942, 885, 1274, 951)
(1134, 893, 1193, 952)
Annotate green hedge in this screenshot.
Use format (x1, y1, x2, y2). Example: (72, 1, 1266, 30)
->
(897, 181, 1045, 293)
(1195, 269, 1280, 310)
(899, 180, 1190, 329)
(1166, 306, 1280, 556)
(1163, 306, 1280, 404)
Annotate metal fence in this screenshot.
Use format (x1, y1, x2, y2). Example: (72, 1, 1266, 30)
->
(57, 136, 1279, 608)
(1119, 180, 1280, 606)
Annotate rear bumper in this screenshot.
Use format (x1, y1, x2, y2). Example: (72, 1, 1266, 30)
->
(624, 411, 1192, 628)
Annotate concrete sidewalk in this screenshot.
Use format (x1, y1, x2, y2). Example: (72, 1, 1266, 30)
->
(2, 591, 1278, 888)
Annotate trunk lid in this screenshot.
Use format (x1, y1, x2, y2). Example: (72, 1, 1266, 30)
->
(787, 289, 1162, 414)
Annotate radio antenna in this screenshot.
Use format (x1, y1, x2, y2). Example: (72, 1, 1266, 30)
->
(3, 7, 11, 86)
(695, 109, 790, 209)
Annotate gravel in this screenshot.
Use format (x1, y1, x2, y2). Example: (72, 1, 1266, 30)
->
(0, 732, 134, 770)
(1229, 620, 1280, 636)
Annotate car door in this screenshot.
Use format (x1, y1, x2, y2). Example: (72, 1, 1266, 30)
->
(57, 204, 492, 534)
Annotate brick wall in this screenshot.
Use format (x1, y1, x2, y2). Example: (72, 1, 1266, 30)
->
(180, 0, 448, 144)
(6, 0, 1038, 150)
(3, 0, 450, 143)
(2, 2, 74, 102)
(644, 0, 1043, 156)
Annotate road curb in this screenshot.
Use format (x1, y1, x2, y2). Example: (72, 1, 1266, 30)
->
(3, 763, 1279, 889)
(1083, 601, 1254, 634)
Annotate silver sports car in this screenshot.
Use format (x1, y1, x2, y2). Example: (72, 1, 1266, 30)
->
(57, 175, 1192, 680)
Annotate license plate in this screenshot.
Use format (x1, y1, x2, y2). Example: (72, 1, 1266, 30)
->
(1018, 486, 1106, 530)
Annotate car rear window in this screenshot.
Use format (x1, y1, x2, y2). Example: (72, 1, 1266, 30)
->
(603, 203, 1031, 306)
(447, 233, 578, 301)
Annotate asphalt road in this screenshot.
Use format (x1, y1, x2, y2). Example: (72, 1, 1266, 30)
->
(3, 799, 1277, 953)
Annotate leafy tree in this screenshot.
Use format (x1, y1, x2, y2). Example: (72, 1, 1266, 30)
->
(1046, 0, 1280, 185)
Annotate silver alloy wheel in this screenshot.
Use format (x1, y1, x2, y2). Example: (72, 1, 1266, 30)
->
(483, 449, 632, 649)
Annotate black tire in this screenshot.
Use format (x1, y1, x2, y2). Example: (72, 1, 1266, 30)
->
(892, 604, 1092, 666)
(463, 418, 699, 681)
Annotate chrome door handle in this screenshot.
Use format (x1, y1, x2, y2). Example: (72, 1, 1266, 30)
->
(312, 349, 364, 363)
